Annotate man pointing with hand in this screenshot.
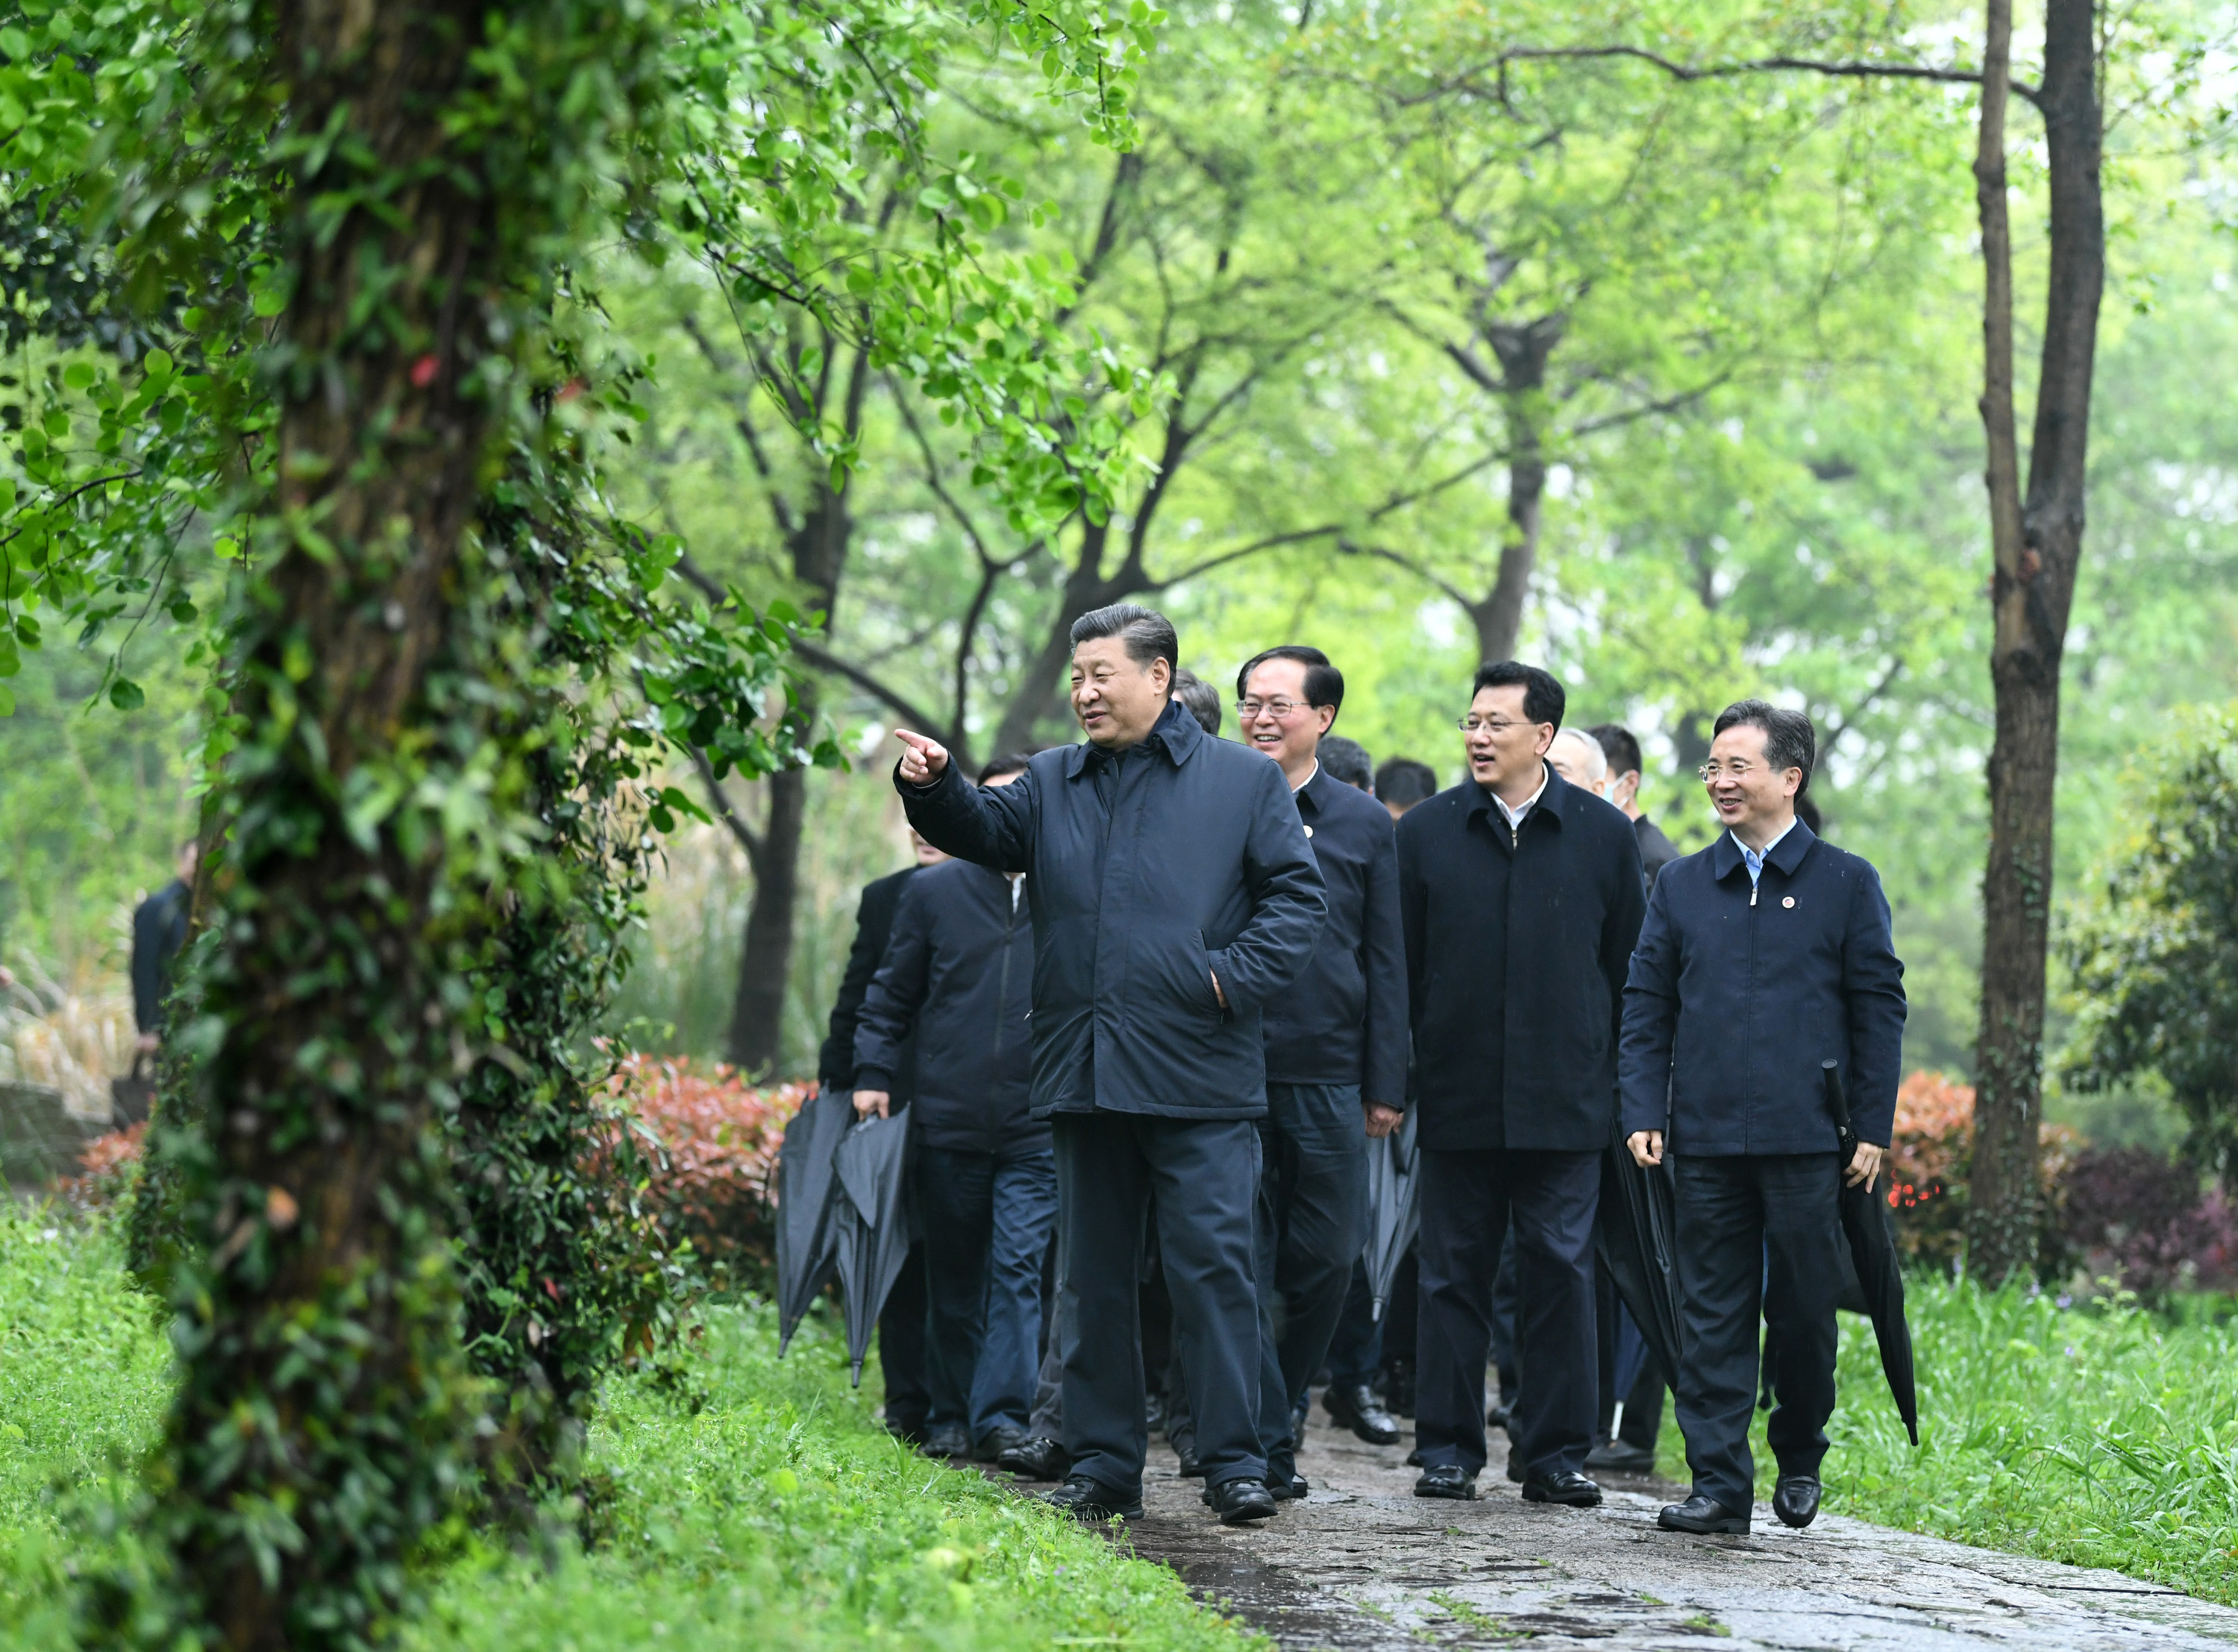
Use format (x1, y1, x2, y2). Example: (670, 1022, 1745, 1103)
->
(892, 603, 1326, 1528)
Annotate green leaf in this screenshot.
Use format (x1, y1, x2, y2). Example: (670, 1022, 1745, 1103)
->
(63, 362, 94, 391)
(107, 676, 144, 711)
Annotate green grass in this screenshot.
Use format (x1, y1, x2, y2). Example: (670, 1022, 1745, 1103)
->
(0, 1205, 1258, 1651)
(1652, 1272, 2238, 1603)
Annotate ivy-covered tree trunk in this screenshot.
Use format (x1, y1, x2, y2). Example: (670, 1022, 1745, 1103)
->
(160, 4, 514, 1645)
(1966, 0, 2104, 1283)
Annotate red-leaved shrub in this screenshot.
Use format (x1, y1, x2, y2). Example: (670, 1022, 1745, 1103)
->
(605, 1055, 805, 1285)
(51, 1121, 147, 1213)
(1884, 1071, 2078, 1274)
(2060, 1146, 2238, 1301)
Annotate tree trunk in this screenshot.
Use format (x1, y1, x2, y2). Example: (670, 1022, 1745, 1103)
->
(727, 756, 809, 1073)
(164, 3, 508, 1645)
(1966, 0, 2103, 1284)
(1467, 315, 1564, 664)
(988, 519, 1118, 757)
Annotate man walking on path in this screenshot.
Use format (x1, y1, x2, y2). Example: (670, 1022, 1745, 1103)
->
(853, 754, 1050, 1466)
(1589, 723, 1681, 888)
(1398, 662, 1645, 1507)
(891, 603, 1326, 1527)
(1621, 700, 1906, 1536)
(1233, 647, 1407, 1498)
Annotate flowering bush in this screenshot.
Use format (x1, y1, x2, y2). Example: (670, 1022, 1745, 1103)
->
(2060, 1146, 2238, 1302)
(606, 1054, 806, 1287)
(1884, 1071, 2078, 1275)
(52, 1121, 147, 1213)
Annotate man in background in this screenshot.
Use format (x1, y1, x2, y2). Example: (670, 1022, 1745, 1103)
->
(1373, 757, 1438, 821)
(1399, 662, 1644, 1507)
(817, 823, 946, 1443)
(893, 603, 1325, 1527)
(1172, 668, 1223, 738)
(1233, 646, 1405, 1500)
(131, 838, 198, 1053)
(1589, 724, 1679, 888)
(854, 755, 1047, 1465)
(1318, 735, 1374, 793)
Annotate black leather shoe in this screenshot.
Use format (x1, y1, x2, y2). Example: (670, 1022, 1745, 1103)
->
(1211, 1477, 1279, 1524)
(1487, 1398, 1512, 1434)
(1522, 1470, 1603, 1508)
(1267, 1468, 1309, 1501)
(1505, 1455, 1525, 1483)
(1773, 1474, 1821, 1529)
(1174, 1443, 1204, 1478)
(921, 1422, 971, 1459)
(1404, 1445, 1423, 1466)
(1658, 1494, 1750, 1535)
(977, 1425, 1028, 1463)
(996, 1435, 1070, 1480)
(1324, 1383, 1403, 1445)
(1290, 1400, 1309, 1448)
(1045, 1475, 1144, 1522)
(1413, 1464, 1479, 1501)
(1584, 1439, 1657, 1475)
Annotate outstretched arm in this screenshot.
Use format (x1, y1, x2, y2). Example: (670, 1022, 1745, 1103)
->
(891, 729, 1034, 872)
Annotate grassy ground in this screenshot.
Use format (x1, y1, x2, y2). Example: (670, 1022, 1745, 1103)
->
(1652, 1272, 2238, 1604)
(0, 1205, 1256, 1651)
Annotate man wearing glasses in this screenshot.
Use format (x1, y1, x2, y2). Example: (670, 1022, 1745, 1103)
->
(1231, 646, 1408, 1500)
(1397, 662, 1646, 1505)
(1620, 700, 1905, 1535)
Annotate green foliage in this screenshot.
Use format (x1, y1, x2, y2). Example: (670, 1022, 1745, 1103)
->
(2060, 705, 2238, 1180)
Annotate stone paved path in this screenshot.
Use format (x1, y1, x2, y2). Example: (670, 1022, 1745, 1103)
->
(1097, 1395, 2238, 1651)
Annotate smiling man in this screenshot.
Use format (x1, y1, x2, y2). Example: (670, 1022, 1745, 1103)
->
(1620, 699, 1906, 1536)
(1396, 662, 1645, 1509)
(1230, 645, 1407, 1499)
(891, 603, 1326, 1528)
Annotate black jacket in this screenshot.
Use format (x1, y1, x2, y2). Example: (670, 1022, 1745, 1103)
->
(131, 878, 192, 1035)
(853, 858, 1043, 1155)
(1395, 767, 1646, 1152)
(816, 866, 919, 1096)
(1620, 821, 1907, 1155)
(1261, 765, 1408, 1104)
(1634, 814, 1681, 889)
(898, 697, 1326, 1120)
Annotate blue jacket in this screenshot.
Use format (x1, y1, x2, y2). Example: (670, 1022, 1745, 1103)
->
(897, 697, 1327, 1120)
(1261, 766, 1408, 1105)
(853, 858, 1042, 1155)
(1396, 767, 1646, 1152)
(1619, 821, 1908, 1154)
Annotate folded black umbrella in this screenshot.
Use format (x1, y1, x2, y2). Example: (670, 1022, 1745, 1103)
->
(1824, 1060, 1920, 1448)
(1596, 1128, 1685, 1395)
(773, 1085, 854, 1355)
(832, 1109, 913, 1387)
(1362, 1107, 1423, 1320)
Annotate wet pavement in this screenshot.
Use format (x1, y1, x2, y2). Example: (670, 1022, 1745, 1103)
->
(1086, 1395, 2238, 1651)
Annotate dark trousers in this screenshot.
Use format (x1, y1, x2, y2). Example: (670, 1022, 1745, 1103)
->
(1670, 1152, 1841, 1510)
(1416, 1147, 1599, 1479)
(1053, 1111, 1265, 1497)
(1325, 1259, 1380, 1388)
(920, 1143, 1059, 1441)
(1255, 1083, 1370, 1469)
(879, 1240, 930, 1437)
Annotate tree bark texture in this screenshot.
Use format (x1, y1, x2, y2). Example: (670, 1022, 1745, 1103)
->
(1967, 0, 2103, 1284)
(1467, 315, 1564, 665)
(163, 4, 508, 1647)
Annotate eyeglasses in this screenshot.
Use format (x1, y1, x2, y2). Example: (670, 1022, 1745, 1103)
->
(1237, 698, 1311, 720)
(1697, 761, 1759, 782)
(1457, 716, 1533, 735)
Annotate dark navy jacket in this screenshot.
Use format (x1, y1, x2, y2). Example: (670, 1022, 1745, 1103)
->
(1395, 767, 1646, 1152)
(897, 697, 1326, 1120)
(131, 878, 192, 1034)
(1262, 766, 1408, 1104)
(1619, 821, 1907, 1154)
(816, 866, 919, 1096)
(853, 858, 1043, 1156)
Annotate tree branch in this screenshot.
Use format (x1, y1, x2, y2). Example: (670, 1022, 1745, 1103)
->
(1444, 45, 2044, 110)
(689, 744, 765, 874)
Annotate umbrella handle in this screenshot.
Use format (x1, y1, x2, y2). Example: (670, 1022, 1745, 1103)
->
(1369, 1297, 1385, 1322)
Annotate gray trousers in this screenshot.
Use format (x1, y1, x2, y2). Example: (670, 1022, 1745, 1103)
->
(1053, 1111, 1266, 1497)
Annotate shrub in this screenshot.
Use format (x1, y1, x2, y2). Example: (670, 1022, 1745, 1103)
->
(1884, 1071, 2077, 1275)
(607, 1055, 805, 1290)
(52, 1122, 145, 1214)
(2059, 1146, 2238, 1302)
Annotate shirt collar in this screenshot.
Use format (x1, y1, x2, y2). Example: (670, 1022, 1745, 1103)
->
(1492, 764, 1549, 829)
(1712, 814, 1817, 880)
(1292, 759, 1323, 800)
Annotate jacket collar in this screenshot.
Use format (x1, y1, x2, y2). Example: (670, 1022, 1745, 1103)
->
(1711, 816, 1818, 880)
(1062, 694, 1205, 779)
(1463, 760, 1574, 828)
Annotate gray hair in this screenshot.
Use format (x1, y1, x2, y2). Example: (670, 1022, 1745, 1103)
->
(1713, 699, 1816, 794)
(1550, 727, 1608, 782)
(1169, 669, 1221, 735)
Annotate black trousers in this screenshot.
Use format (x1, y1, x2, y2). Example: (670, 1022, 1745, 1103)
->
(1670, 1152, 1842, 1510)
(1254, 1082, 1370, 1470)
(1053, 1111, 1265, 1497)
(878, 1240, 930, 1437)
(1415, 1147, 1599, 1479)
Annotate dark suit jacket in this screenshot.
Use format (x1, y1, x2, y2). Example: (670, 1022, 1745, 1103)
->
(1261, 765, 1408, 1104)
(1619, 820, 1908, 1153)
(816, 866, 919, 1096)
(897, 697, 1326, 1120)
(1395, 766, 1646, 1152)
(853, 858, 1043, 1155)
(131, 878, 192, 1034)
(1634, 813, 1681, 888)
